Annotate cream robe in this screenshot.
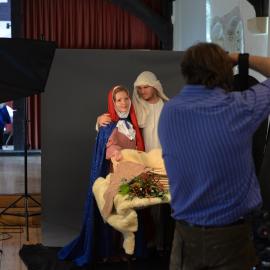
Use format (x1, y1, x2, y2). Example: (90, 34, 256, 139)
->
(141, 98, 164, 152)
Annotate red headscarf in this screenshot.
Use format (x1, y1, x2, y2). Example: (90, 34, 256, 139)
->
(107, 86, 145, 151)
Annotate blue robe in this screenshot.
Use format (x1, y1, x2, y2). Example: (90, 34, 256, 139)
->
(0, 105, 11, 129)
(58, 123, 116, 266)
(0, 105, 11, 146)
(58, 123, 148, 266)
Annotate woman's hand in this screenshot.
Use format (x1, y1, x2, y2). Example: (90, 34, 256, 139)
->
(97, 113, 112, 127)
(112, 150, 123, 162)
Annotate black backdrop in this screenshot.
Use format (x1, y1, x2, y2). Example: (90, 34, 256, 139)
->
(41, 49, 185, 246)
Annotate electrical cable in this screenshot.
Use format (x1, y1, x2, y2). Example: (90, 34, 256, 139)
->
(0, 248, 2, 270)
(0, 233, 11, 241)
(0, 221, 23, 240)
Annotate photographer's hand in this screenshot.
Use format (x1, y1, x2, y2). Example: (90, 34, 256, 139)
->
(229, 53, 270, 77)
(228, 53, 239, 67)
(248, 55, 270, 77)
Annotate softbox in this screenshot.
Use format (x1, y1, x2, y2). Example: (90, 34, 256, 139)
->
(0, 37, 56, 241)
(0, 38, 56, 102)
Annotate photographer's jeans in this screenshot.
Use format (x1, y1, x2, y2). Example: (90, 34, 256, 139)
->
(170, 220, 257, 270)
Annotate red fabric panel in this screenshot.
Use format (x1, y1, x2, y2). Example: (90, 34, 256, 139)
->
(23, 0, 161, 49)
(5, 101, 13, 133)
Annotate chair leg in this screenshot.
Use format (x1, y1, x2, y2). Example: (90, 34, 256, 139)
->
(4, 131, 13, 146)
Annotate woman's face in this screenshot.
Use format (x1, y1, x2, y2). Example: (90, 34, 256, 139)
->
(114, 91, 130, 113)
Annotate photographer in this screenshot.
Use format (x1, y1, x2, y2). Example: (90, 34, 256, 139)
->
(158, 42, 270, 270)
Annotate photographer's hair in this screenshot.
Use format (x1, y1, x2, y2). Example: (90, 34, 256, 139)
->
(181, 42, 233, 92)
(112, 85, 129, 101)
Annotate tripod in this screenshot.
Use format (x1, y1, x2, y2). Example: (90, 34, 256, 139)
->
(0, 97, 41, 241)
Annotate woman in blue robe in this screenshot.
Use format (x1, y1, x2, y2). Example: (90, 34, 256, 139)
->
(58, 86, 145, 266)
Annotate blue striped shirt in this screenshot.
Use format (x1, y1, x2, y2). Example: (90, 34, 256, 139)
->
(158, 80, 270, 226)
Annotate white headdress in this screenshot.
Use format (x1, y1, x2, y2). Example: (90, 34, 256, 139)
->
(132, 71, 169, 128)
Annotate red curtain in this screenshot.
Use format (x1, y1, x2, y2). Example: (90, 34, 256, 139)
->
(22, 0, 162, 149)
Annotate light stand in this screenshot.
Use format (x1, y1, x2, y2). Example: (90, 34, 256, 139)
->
(0, 37, 56, 241)
(0, 97, 41, 241)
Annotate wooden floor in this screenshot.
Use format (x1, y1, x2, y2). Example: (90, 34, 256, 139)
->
(0, 154, 41, 270)
(0, 225, 41, 270)
(0, 156, 41, 195)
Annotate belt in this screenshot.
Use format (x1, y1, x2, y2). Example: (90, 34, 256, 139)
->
(176, 217, 248, 229)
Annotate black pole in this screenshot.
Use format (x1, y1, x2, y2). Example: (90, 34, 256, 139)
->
(24, 97, 29, 241)
(11, 0, 26, 151)
(0, 99, 41, 241)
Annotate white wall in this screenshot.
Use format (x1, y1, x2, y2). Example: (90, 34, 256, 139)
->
(208, 0, 268, 81)
(173, 0, 269, 81)
(268, 2, 270, 56)
(173, 0, 206, 50)
(0, 21, 11, 37)
(174, 0, 268, 54)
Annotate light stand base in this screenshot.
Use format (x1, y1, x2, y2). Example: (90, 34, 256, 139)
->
(0, 193, 41, 241)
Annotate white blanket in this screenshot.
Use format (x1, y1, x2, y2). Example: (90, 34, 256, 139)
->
(92, 149, 170, 254)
